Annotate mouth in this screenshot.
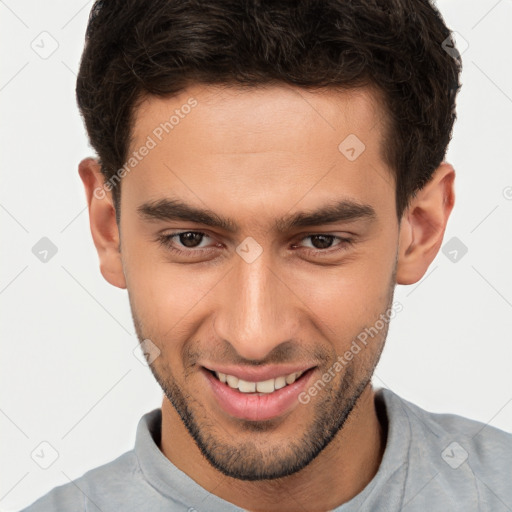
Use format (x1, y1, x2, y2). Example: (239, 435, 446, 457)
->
(201, 366, 317, 421)
(204, 367, 312, 395)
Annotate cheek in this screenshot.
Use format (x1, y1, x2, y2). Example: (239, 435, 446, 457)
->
(295, 252, 395, 339)
(124, 240, 222, 336)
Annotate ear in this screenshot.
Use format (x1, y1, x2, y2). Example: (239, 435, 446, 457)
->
(78, 157, 126, 289)
(396, 162, 455, 285)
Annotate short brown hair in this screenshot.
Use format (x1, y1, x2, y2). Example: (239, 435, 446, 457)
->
(76, 0, 462, 220)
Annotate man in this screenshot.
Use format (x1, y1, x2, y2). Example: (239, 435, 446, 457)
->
(23, 0, 511, 511)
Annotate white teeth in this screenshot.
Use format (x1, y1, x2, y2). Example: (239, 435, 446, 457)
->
(256, 379, 275, 393)
(274, 376, 287, 390)
(226, 375, 239, 388)
(285, 372, 298, 385)
(214, 370, 305, 394)
(238, 379, 256, 392)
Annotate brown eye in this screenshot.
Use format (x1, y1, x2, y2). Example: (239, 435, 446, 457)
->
(178, 232, 205, 248)
(293, 234, 355, 256)
(307, 235, 336, 249)
(157, 231, 214, 255)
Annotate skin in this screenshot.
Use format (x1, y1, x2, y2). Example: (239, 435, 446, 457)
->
(79, 83, 455, 511)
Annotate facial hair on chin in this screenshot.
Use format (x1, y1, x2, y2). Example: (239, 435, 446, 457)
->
(129, 264, 395, 480)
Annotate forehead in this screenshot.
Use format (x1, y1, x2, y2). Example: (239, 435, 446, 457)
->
(132, 83, 387, 149)
(125, 83, 394, 220)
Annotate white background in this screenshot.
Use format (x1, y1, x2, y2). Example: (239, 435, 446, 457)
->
(1, 1, 511, 510)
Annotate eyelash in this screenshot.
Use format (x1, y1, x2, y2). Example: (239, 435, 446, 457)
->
(157, 231, 355, 257)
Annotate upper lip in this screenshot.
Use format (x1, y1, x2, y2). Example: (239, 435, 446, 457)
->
(202, 364, 316, 382)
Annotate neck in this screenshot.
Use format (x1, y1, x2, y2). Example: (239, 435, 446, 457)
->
(160, 383, 386, 512)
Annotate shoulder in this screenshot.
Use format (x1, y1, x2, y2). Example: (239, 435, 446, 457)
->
(20, 450, 140, 512)
(380, 388, 512, 508)
(389, 389, 512, 457)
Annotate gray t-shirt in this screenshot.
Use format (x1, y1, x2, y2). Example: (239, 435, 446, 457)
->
(21, 388, 512, 511)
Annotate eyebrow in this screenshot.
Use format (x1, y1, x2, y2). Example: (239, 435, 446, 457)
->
(137, 197, 376, 233)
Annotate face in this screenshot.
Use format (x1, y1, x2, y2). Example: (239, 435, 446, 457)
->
(119, 84, 400, 480)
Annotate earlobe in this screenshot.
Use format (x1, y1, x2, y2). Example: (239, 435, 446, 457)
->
(78, 158, 127, 289)
(396, 163, 455, 285)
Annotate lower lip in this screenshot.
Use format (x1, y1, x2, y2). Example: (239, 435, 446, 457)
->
(202, 367, 315, 421)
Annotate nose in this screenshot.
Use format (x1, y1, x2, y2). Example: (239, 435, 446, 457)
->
(213, 249, 299, 361)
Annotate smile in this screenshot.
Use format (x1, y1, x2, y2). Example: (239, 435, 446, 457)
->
(212, 369, 305, 395)
(202, 366, 316, 421)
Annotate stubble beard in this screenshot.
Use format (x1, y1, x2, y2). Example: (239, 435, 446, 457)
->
(132, 308, 391, 481)
(129, 258, 396, 480)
